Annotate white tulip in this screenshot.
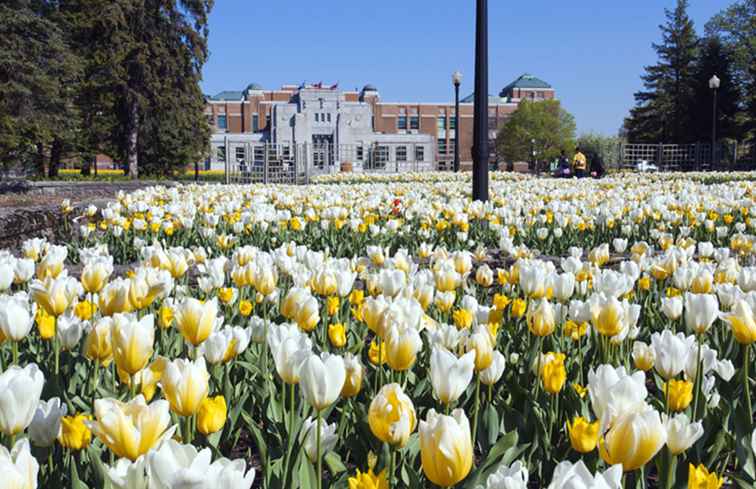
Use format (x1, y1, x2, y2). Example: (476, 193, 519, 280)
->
(56, 312, 86, 350)
(547, 460, 622, 489)
(427, 323, 469, 352)
(300, 417, 338, 463)
(13, 258, 35, 284)
(0, 439, 39, 489)
(684, 293, 719, 334)
(299, 352, 346, 411)
(0, 293, 35, 342)
(28, 397, 67, 447)
(552, 273, 575, 302)
(613, 238, 628, 253)
(480, 351, 506, 386)
(106, 457, 149, 489)
(481, 460, 529, 489)
(588, 364, 647, 430)
(650, 330, 693, 380)
(0, 257, 15, 291)
(663, 413, 703, 455)
(0, 363, 45, 436)
(660, 296, 683, 321)
(430, 347, 475, 405)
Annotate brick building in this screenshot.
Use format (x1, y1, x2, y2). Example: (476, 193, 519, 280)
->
(204, 73, 554, 172)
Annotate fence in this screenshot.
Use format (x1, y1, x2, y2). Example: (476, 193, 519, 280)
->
(224, 142, 436, 184)
(619, 142, 755, 171)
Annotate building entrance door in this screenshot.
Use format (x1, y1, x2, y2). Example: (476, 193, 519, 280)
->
(312, 135, 334, 171)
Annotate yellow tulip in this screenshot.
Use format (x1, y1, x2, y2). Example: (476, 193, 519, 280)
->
(58, 414, 92, 451)
(174, 297, 218, 346)
(239, 300, 253, 317)
(595, 297, 624, 337)
(466, 327, 494, 371)
(721, 300, 756, 345)
(419, 409, 473, 487)
(368, 339, 386, 365)
(158, 303, 174, 329)
(687, 464, 724, 489)
(368, 383, 416, 447)
(74, 300, 96, 321)
(29, 276, 77, 317)
(385, 324, 422, 371)
(139, 356, 167, 402)
(349, 289, 365, 306)
(295, 296, 320, 332)
(88, 396, 173, 461)
(35, 309, 56, 340)
(510, 298, 527, 319)
(663, 379, 694, 412)
(328, 323, 347, 348)
(111, 313, 155, 376)
(81, 259, 112, 293)
(341, 354, 364, 398)
(542, 352, 567, 394)
(452, 309, 473, 330)
(599, 409, 666, 471)
(348, 468, 388, 489)
(84, 317, 114, 367)
(161, 357, 210, 417)
(567, 416, 600, 453)
(527, 299, 555, 336)
(197, 395, 227, 435)
(98, 279, 133, 316)
(326, 296, 340, 316)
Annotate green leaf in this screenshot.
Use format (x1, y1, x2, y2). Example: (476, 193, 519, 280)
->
(484, 404, 500, 448)
(240, 411, 268, 464)
(324, 452, 347, 474)
(298, 457, 318, 489)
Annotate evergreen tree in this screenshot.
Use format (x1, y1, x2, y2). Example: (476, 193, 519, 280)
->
(706, 0, 756, 141)
(0, 0, 80, 175)
(625, 0, 699, 143)
(691, 36, 741, 143)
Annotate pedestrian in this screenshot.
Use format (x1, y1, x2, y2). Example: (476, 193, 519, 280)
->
(573, 147, 587, 178)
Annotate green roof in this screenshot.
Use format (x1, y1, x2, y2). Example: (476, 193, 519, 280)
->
(499, 74, 552, 96)
(208, 90, 244, 101)
(460, 94, 502, 104)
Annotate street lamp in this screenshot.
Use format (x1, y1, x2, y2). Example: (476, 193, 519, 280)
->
(709, 75, 720, 167)
(452, 71, 462, 172)
(472, 0, 489, 201)
(531, 138, 537, 174)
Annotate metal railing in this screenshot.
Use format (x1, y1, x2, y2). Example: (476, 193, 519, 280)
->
(619, 142, 755, 171)
(224, 142, 437, 184)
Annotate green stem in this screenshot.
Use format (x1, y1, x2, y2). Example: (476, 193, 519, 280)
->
(472, 376, 481, 447)
(692, 337, 703, 420)
(745, 344, 752, 429)
(316, 410, 322, 489)
(11, 341, 19, 365)
(54, 338, 60, 376)
(388, 447, 395, 488)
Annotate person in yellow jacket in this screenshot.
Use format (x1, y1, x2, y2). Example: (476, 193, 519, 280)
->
(573, 148, 587, 177)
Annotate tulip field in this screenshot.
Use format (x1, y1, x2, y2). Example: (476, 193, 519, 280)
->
(2, 170, 756, 489)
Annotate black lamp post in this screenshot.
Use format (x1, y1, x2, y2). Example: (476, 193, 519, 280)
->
(709, 75, 720, 167)
(472, 0, 489, 201)
(452, 71, 462, 172)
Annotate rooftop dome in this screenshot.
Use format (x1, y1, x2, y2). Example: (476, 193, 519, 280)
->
(362, 84, 378, 92)
(246, 83, 264, 91)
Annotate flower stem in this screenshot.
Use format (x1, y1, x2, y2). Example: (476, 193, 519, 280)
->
(11, 341, 19, 366)
(388, 447, 395, 488)
(316, 410, 322, 489)
(472, 376, 481, 448)
(745, 344, 752, 429)
(692, 336, 703, 420)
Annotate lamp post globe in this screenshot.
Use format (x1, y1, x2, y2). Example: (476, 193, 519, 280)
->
(452, 71, 462, 172)
(709, 75, 720, 167)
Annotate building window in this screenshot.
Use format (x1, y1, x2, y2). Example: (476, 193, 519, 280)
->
(397, 116, 407, 130)
(217, 115, 227, 130)
(449, 138, 456, 154)
(437, 116, 446, 131)
(375, 145, 389, 168)
(410, 116, 419, 130)
(396, 146, 407, 161)
(252, 114, 259, 132)
(449, 116, 456, 130)
(356, 145, 364, 161)
(265, 114, 271, 127)
(315, 113, 320, 122)
(235, 147, 245, 161)
(438, 139, 447, 155)
(216, 146, 226, 161)
(415, 146, 424, 161)
(253, 145, 264, 163)
(327, 113, 331, 123)
(282, 145, 291, 159)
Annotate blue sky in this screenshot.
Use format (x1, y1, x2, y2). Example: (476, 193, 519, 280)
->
(200, 1, 732, 136)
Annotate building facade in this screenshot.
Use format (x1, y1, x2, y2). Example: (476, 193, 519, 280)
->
(205, 74, 555, 173)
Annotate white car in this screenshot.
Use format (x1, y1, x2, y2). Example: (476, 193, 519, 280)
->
(636, 160, 659, 172)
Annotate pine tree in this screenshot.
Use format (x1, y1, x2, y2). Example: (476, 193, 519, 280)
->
(706, 0, 756, 141)
(691, 36, 741, 143)
(0, 0, 81, 174)
(625, 0, 699, 143)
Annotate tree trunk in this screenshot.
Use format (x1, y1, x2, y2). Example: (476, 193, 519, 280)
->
(127, 98, 139, 179)
(48, 139, 62, 178)
(37, 143, 48, 177)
